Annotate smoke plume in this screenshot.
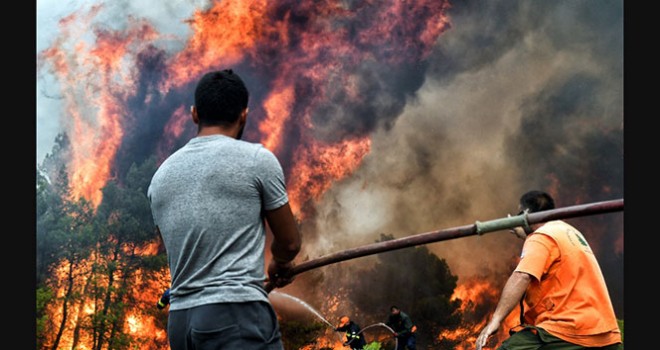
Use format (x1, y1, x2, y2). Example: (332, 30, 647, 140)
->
(37, 0, 624, 342)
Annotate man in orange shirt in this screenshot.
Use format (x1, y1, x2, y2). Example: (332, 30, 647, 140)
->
(476, 190, 622, 350)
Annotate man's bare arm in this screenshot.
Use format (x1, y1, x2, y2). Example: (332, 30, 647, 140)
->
(476, 271, 532, 350)
(265, 202, 301, 263)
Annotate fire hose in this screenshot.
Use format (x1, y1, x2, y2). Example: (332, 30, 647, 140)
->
(337, 322, 399, 349)
(356, 322, 398, 349)
(265, 198, 623, 293)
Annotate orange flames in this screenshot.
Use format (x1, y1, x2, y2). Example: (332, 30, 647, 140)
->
(159, 105, 192, 161)
(42, 249, 171, 350)
(39, 0, 451, 211)
(439, 277, 520, 349)
(164, 0, 267, 90)
(39, 4, 158, 207)
(260, 84, 295, 153)
(39, 0, 452, 349)
(278, 276, 515, 349)
(287, 137, 372, 217)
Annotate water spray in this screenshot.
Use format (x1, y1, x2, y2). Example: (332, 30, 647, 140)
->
(265, 198, 623, 293)
(269, 291, 401, 348)
(269, 291, 335, 329)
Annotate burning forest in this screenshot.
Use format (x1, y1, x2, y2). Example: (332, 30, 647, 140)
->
(36, 0, 623, 349)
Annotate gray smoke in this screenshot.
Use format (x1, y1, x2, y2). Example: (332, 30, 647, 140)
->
(305, 0, 623, 316)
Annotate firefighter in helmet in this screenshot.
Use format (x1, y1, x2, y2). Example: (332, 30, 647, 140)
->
(334, 315, 367, 350)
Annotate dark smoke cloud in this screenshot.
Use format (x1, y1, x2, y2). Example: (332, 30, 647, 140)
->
(308, 0, 624, 318)
(113, 45, 199, 182)
(311, 60, 427, 143)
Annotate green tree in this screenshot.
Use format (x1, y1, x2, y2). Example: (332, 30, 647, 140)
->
(37, 147, 97, 350)
(36, 133, 73, 286)
(89, 158, 160, 350)
(36, 286, 54, 349)
(36, 139, 166, 350)
(349, 234, 462, 348)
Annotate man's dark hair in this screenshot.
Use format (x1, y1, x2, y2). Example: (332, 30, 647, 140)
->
(519, 190, 555, 213)
(194, 69, 249, 126)
(390, 305, 399, 312)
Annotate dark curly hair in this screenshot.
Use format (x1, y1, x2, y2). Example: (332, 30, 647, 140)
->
(193, 69, 249, 127)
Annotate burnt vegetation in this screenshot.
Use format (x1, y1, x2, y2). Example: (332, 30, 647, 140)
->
(348, 234, 464, 348)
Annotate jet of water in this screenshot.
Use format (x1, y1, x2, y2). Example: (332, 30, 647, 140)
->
(269, 291, 335, 329)
(360, 322, 396, 335)
(270, 292, 399, 349)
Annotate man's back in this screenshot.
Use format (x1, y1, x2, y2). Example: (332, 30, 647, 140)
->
(388, 311, 413, 333)
(519, 220, 621, 345)
(148, 134, 288, 310)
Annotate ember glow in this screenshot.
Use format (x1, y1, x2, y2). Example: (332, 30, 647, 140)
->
(439, 277, 520, 349)
(37, 0, 623, 349)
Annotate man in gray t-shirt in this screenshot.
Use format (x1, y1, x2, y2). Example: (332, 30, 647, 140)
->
(148, 69, 301, 350)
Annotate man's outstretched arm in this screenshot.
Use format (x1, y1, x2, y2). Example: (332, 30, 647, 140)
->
(476, 271, 531, 350)
(266, 202, 302, 287)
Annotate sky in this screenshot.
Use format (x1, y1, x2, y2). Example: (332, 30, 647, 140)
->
(37, 0, 208, 162)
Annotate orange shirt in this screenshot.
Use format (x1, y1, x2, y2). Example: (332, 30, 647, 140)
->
(515, 220, 621, 347)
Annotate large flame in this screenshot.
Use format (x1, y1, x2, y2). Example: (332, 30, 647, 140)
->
(287, 137, 372, 217)
(39, 0, 450, 212)
(439, 277, 520, 349)
(39, 5, 158, 207)
(38, 0, 451, 346)
(37, 0, 624, 348)
(164, 0, 268, 90)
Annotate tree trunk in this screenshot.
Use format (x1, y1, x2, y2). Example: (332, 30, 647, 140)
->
(70, 267, 93, 350)
(50, 260, 75, 350)
(94, 245, 120, 350)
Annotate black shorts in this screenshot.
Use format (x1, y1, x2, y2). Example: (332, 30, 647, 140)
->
(168, 301, 284, 350)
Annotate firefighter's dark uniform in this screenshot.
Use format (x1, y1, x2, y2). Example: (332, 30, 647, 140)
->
(336, 320, 367, 350)
(157, 288, 171, 309)
(387, 311, 416, 350)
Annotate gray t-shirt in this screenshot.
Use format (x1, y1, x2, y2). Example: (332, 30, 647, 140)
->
(148, 134, 289, 310)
